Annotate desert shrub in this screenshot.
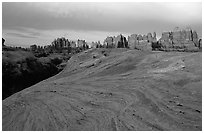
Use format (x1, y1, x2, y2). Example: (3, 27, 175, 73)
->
(2, 50, 63, 99)
(51, 57, 63, 66)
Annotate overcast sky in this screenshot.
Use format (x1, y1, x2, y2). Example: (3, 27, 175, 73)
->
(2, 2, 202, 47)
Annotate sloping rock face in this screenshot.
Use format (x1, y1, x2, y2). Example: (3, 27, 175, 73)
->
(104, 35, 128, 48)
(158, 28, 200, 51)
(2, 49, 202, 131)
(128, 32, 156, 51)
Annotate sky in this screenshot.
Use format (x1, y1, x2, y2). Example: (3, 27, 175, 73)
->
(2, 2, 202, 47)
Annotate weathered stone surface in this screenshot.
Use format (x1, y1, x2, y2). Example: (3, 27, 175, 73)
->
(70, 41, 76, 48)
(135, 41, 152, 51)
(91, 41, 102, 48)
(147, 33, 153, 42)
(137, 34, 143, 41)
(158, 27, 199, 51)
(185, 27, 193, 41)
(128, 32, 156, 51)
(3, 49, 201, 131)
(128, 34, 137, 49)
(153, 32, 157, 40)
(160, 32, 172, 41)
(104, 35, 128, 48)
(192, 31, 199, 47)
(142, 35, 148, 41)
(104, 36, 114, 48)
(199, 39, 202, 49)
(77, 39, 85, 47)
(115, 34, 128, 48)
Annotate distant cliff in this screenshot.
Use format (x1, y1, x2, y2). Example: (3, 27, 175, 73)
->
(103, 27, 201, 52)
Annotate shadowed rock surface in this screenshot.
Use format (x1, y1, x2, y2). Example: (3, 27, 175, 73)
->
(2, 48, 202, 131)
(2, 50, 69, 99)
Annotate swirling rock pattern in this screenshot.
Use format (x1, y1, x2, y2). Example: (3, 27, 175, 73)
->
(2, 49, 202, 131)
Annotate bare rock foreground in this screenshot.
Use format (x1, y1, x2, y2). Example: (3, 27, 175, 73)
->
(2, 48, 202, 131)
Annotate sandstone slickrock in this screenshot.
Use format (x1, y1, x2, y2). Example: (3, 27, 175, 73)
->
(2, 49, 202, 131)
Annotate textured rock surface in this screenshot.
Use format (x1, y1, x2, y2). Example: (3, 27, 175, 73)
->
(153, 32, 157, 41)
(128, 33, 156, 51)
(192, 31, 199, 47)
(115, 34, 128, 48)
(128, 34, 138, 49)
(104, 35, 128, 48)
(147, 33, 153, 42)
(199, 39, 202, 49)
(158, 28, 200, 51)
(104, 37, 114, 48)
(3, 49, 202, 131)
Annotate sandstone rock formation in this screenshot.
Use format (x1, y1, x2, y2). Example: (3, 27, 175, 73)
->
(147, 33, 153, 42)
(128, 34, 138, 49)
(192, 31, 199, 47)
(153, 32, 157, 41)
(128, 32, 156, 51)
(158, 27, 200, 51)
(142, 35, 148, 42)
(199, 39, 202, 49)
(104, 34, 128, 48)
(115, 34, 128, 48)
(104, 36, 114, 48)
(137, 34, 143, 41)
(91, 41, 102, 48)
(52, 37, 70, 49)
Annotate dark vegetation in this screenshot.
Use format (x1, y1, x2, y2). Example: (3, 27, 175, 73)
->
(2, 37, 91, 99)
(2, 46, 72, 99)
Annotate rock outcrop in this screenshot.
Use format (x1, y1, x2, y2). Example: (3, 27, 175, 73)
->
(104, 34, 128, 48)
(104, 36, 114, 48)
(115, 34, 128, 48)
(158, 27, 200, 51)
(128, 32, 156, 51)
(199, 39, 202, 49)
(91, 41, 103, 48)
(128, 34, 138, 49)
